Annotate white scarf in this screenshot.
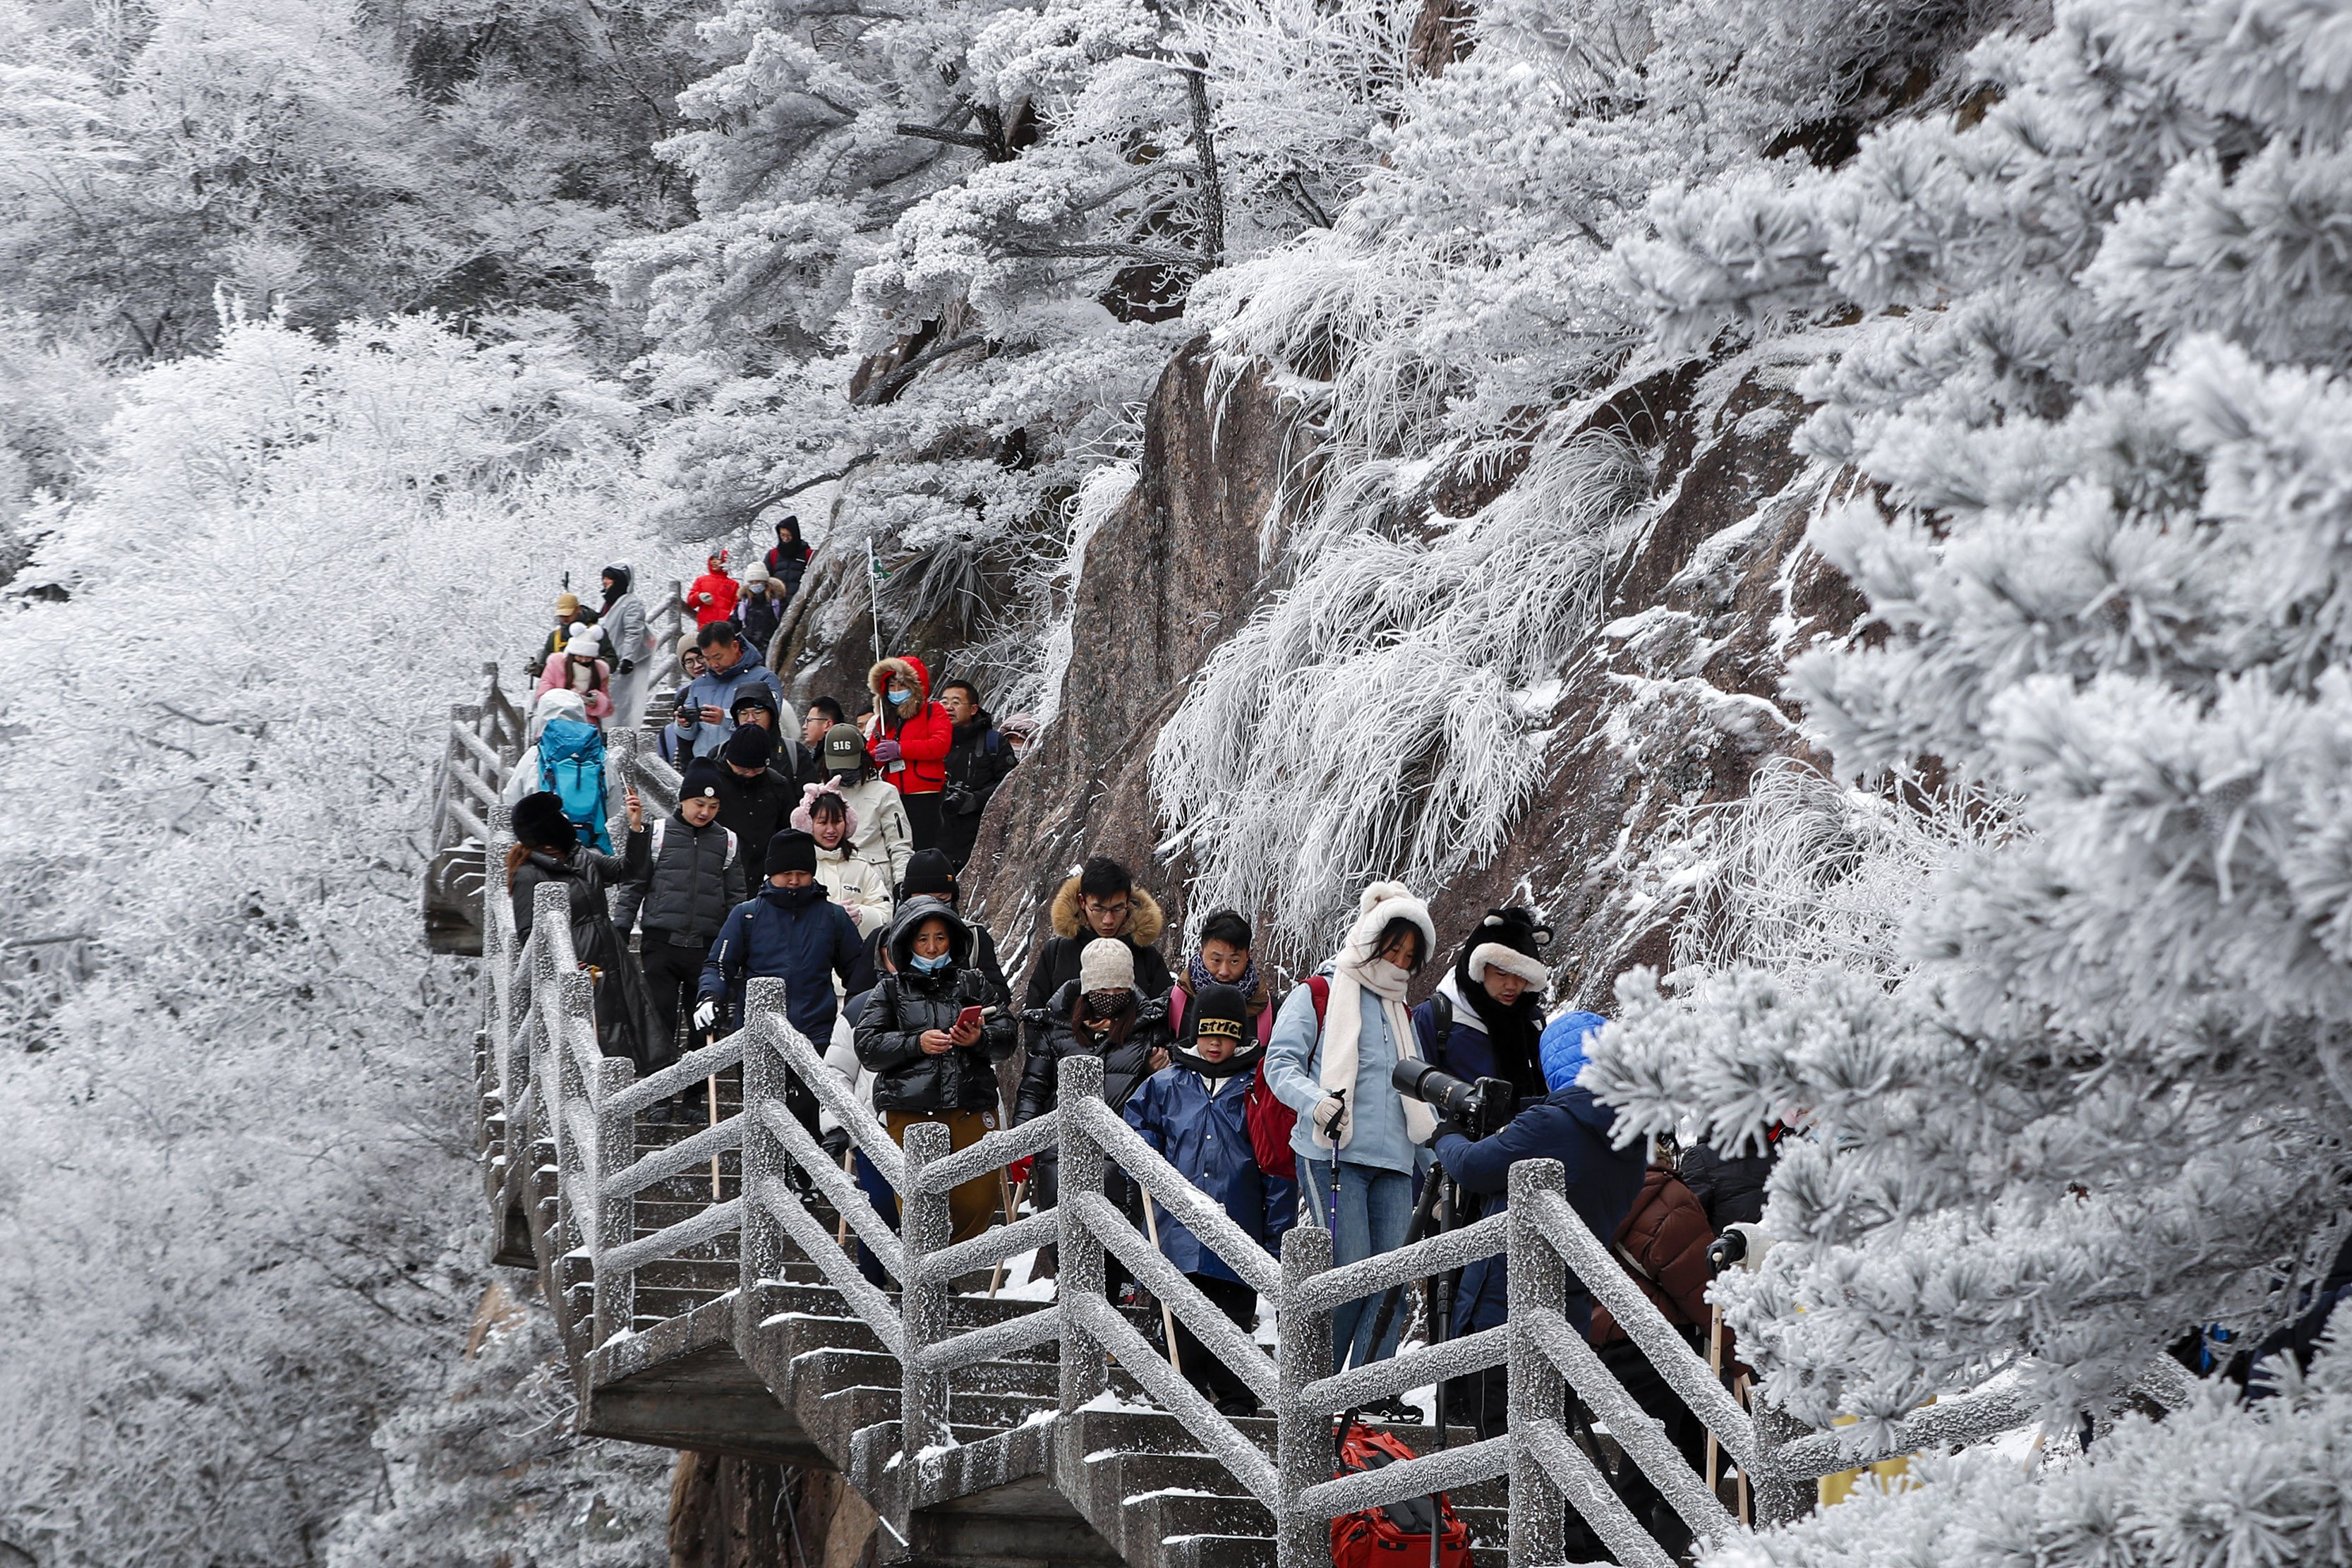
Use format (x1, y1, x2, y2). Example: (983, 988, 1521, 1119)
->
(1314, 950, 1434, 1150)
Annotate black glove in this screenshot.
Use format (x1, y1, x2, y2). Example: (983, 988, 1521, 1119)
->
(819, 1126, 850, 1163)
(1020, 1006, 1054, 1032)
(620, 658, 635, 673)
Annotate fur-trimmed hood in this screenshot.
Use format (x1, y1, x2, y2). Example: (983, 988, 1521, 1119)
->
(1049, 874, 1165, 947)
(869, 655, 931, 721)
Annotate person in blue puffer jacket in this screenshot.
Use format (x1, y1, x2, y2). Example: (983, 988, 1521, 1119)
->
(1124, 982, 1296, 1416)
(1431, 1022, 1646, 1432)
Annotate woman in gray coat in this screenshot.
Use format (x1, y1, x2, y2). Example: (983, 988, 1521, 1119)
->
(599, 563, 654, 727)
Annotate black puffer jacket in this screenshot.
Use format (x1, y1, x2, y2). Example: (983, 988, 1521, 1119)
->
(637, 813, 748, 943)
(1014, 980, 1172, 1123)
(855, 901, 1016, 1114)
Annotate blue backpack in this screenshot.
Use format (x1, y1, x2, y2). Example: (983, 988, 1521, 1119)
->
(538, 719, 612, 852)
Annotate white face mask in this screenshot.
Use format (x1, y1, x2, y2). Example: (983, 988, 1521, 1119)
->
(886, 687, 911, 704)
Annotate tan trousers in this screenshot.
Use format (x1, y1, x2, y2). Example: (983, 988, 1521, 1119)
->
(884, 1108, 1002, 1245)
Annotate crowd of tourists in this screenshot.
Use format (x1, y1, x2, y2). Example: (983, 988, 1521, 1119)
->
(495, 526, 1775, 1557)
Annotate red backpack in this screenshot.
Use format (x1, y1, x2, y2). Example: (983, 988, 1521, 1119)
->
(1329, 1424, 1474, 1568)
(1169, 982, 1309, 1181)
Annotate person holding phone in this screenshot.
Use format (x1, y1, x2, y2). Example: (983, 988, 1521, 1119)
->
(853, 903, 1016, 1244)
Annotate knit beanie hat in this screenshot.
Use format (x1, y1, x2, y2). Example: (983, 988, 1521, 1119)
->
(1190, 982, 1250, 1044)
(1464, 907, 1551, 989)
(822, 723, 868, 776)
(511, 791, 577, 854)
(724, 725, 773, 768)
(901, 848, 955, 900)
(678, 758, 723, 801)
(677, 632, 700, 659)
(1078, 937, 1135, 994)
(766, 829, 819, 878)
(1540, 1011, 1607, 1093)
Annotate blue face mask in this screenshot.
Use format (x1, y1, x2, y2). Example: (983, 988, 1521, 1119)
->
(887, 687, 912, 705)
(910, 950, 953, 973)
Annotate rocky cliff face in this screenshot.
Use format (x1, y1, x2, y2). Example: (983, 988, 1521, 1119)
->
(957, 342, 1855, 1005)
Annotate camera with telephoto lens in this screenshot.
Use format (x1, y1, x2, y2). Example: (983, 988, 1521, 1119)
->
(1391, 1060, 1516, 1142)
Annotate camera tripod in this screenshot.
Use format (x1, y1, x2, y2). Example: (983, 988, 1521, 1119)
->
(1325, 1152, 1476, 1568)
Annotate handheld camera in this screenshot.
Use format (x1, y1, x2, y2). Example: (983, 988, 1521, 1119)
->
(1391, 1060, 1516, 1142)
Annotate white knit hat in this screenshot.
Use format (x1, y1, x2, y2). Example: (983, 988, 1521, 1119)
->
(1340, 880, 1436, 967)
(1079, 938, 1135, 994)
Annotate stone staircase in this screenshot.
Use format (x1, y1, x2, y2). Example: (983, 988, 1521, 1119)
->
(447, 668, 2100, 1568)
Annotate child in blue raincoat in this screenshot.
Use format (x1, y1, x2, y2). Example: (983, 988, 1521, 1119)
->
(1123, 982, 1295, 1415)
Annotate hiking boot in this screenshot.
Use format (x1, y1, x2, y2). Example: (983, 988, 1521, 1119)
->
(644, 1097, 671, 1126)
(1358, 1397, 1417, 1425)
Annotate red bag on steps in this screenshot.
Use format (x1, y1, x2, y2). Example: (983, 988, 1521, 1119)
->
(1329, 1423, 1475, 1568)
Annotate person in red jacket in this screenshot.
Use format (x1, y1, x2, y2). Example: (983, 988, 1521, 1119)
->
(864, 654, 953, 853)
(689, 552, 740, 627)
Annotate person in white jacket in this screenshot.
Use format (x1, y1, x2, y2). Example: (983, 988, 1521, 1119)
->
(792, 783, 893, 946)
(815, 723, 912, 891)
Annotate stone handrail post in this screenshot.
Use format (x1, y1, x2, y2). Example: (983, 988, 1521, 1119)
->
(593, 1056, 638, 1346)
(739, 978, 790, 1313)
(1749, 1401, 1810, 1526)
(900, 1118, 954, 1465)
(1507, 1159, 1569, 1568)
(1056, 1054, 1109, 1415)
(1273, 1222, 1334, 1568)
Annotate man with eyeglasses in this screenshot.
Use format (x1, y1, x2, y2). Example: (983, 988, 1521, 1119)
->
(1020, 854, 1174, 1059)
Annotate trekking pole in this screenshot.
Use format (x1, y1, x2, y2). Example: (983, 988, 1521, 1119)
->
(1322, 1090, 1348, 1233)
(1140, 1192, 1182, 1375)
(1706, 1301, 1725, 1493)
(989, 1178, 1028, 1298)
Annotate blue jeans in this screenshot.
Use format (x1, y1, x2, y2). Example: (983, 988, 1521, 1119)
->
(1301, 1158, 1414, 1375)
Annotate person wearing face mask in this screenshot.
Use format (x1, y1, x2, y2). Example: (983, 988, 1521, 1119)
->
(1413, 907, 1553, 1100)
(863, 653, 954, 852)
(1263, 881, 1439, 1397)
(791, 783, 893, 946)
(1123, 981, 1295, 1415)
(855, 903, 1017, 1244)
(1014, 938, 1174, 1296)
(696, 830, 864, 1152)
(598, 563, 653, 728)
(1020, 855, 1174, 1059)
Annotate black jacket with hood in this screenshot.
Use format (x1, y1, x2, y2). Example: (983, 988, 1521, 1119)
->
(1013, 979, 1173, 1123)
(854, 899, 1017, 1114)
(1019, 875, 1174, 1051)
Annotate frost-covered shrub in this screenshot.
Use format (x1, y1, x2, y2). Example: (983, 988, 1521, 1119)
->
(1154, 429, 1646, 959)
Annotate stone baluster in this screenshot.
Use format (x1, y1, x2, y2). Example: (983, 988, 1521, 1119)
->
(1507, 1158, 1569, 1568)
(901, 1118, 954, 1466)
(1274, 1222, 1334, 1568)
(1056, 1054, 1109, 1415)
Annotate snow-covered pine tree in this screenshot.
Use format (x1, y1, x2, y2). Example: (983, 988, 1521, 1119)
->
(601, 0, 1421, 703)
(1576, 2, 2352, 1560)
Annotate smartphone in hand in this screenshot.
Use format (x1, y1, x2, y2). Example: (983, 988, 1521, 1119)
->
(954, 1006, 983, 1033)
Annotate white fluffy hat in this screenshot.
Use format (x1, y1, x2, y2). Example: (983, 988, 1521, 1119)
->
(1341, 880, 1437, 965)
